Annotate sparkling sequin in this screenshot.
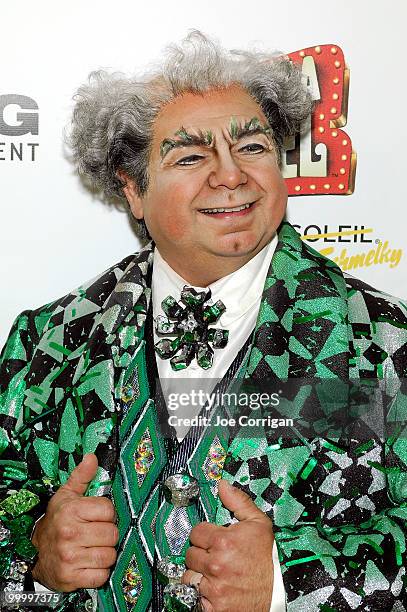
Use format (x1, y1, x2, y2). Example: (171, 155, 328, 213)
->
(121, 385, 136, 404)
(0, 550, 12, 577)
(157, 555, 186, 585)
(0, 490, 39, 517)
(163, 507, 193, 555)
(163, 583, 200, 611)
(163, 474, 200, 507)
(14, 537, 38, 560)
(0, 522, 11, 544)
(156, 314, 176, 334)
(121, 555, 142, 604)
(7, 561, 28, 580)
(134, 429, 155, 486)
(154, 286, 229, 370)
(203, 437, 227, 481)
(4, 580, 24, 592)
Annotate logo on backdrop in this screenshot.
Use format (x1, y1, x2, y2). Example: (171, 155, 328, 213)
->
(285, 46, 403, 275)
(283, 44, 356, 196)
(0, 94, 39, 162)
(293, 224, 403, 271)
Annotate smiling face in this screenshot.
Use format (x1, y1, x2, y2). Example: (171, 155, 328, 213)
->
(123, 86, 287, 286)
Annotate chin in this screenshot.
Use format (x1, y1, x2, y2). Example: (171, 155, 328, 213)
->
(215, 233, 267, 258)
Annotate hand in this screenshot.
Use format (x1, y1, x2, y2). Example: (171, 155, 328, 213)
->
(182, 480, 274, 612)
(32, 453, 118, 591)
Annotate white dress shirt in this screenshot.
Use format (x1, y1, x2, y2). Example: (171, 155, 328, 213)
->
(152, 235, 286, 612)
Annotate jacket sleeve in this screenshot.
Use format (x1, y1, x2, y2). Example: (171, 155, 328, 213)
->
(218, 370, 407, 610)
(0, 311, 52, 593)
(0, 312, 106, 611)
(220, 434, 407, 611)
(0, 311, 46, 591)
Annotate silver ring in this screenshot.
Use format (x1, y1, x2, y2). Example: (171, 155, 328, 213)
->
(163, 583, 201, 611)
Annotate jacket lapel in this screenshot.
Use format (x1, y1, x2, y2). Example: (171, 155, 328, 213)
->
(70, 242, 155, 490)
(247, 221, 349, 381)
(217, 222, 352, 530)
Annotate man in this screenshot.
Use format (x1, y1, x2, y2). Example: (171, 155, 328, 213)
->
(1, 31, 406, 611)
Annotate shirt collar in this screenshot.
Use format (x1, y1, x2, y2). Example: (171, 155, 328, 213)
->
(152, 234, 278, 327)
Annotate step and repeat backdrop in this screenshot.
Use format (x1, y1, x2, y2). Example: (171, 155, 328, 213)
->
(1, 0, 406, 345)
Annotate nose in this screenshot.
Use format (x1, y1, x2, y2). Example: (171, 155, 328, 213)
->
(208, 149, 247, 190)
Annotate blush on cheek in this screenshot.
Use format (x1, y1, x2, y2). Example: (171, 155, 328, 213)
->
(154, 182, 195, 241)
(163, 217, 187, 241)
(146, 211, 187, 243)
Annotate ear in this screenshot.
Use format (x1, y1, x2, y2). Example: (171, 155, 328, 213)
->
(117, 170, 144, 220)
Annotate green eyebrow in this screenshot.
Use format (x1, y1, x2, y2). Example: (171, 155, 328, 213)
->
(160, 127, 214, 159)
(229, 116, 272, 141)
(160, 117, 271, 159)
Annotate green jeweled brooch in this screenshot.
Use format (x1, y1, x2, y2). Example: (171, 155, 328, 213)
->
(154, 286, 229, 371)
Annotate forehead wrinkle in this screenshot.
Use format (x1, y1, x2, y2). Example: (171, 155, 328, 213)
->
(171, 113, 264, 137)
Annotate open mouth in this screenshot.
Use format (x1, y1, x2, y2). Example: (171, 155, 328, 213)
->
(198, 202, 255, 216)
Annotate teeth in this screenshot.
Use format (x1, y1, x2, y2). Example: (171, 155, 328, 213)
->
(200, 203, 252, 214)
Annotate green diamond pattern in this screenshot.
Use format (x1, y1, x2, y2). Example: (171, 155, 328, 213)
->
(137, 485, 160, 563)
(134, 428, 155, 487)
(111, 530, 151, 612)
(97, 584, 116, 611)
(188, 417, 229, 521)
(155, 501, 200, 558)
(121, 554, 143, 608)
(119, 345, 150, 440)
(121, 401, 166, 516)
(112, 469, 132, 546)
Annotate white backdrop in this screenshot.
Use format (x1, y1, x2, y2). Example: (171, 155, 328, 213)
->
(1, 0, 406, 346)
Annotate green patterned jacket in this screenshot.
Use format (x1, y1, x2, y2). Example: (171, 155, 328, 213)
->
(1, 222, 406, 611)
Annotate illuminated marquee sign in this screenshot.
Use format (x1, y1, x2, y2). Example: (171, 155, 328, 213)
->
(283, 44, 356, 196)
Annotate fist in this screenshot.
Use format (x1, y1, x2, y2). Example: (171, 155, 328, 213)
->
(182, 480, 274, 612)
(32, 454, 118, 591)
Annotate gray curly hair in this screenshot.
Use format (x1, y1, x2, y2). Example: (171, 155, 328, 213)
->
(68, 31, 312, 234)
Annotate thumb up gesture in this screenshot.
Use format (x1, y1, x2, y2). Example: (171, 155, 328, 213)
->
(32, 454, 118, 591)
(182, 480, 274, 611)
